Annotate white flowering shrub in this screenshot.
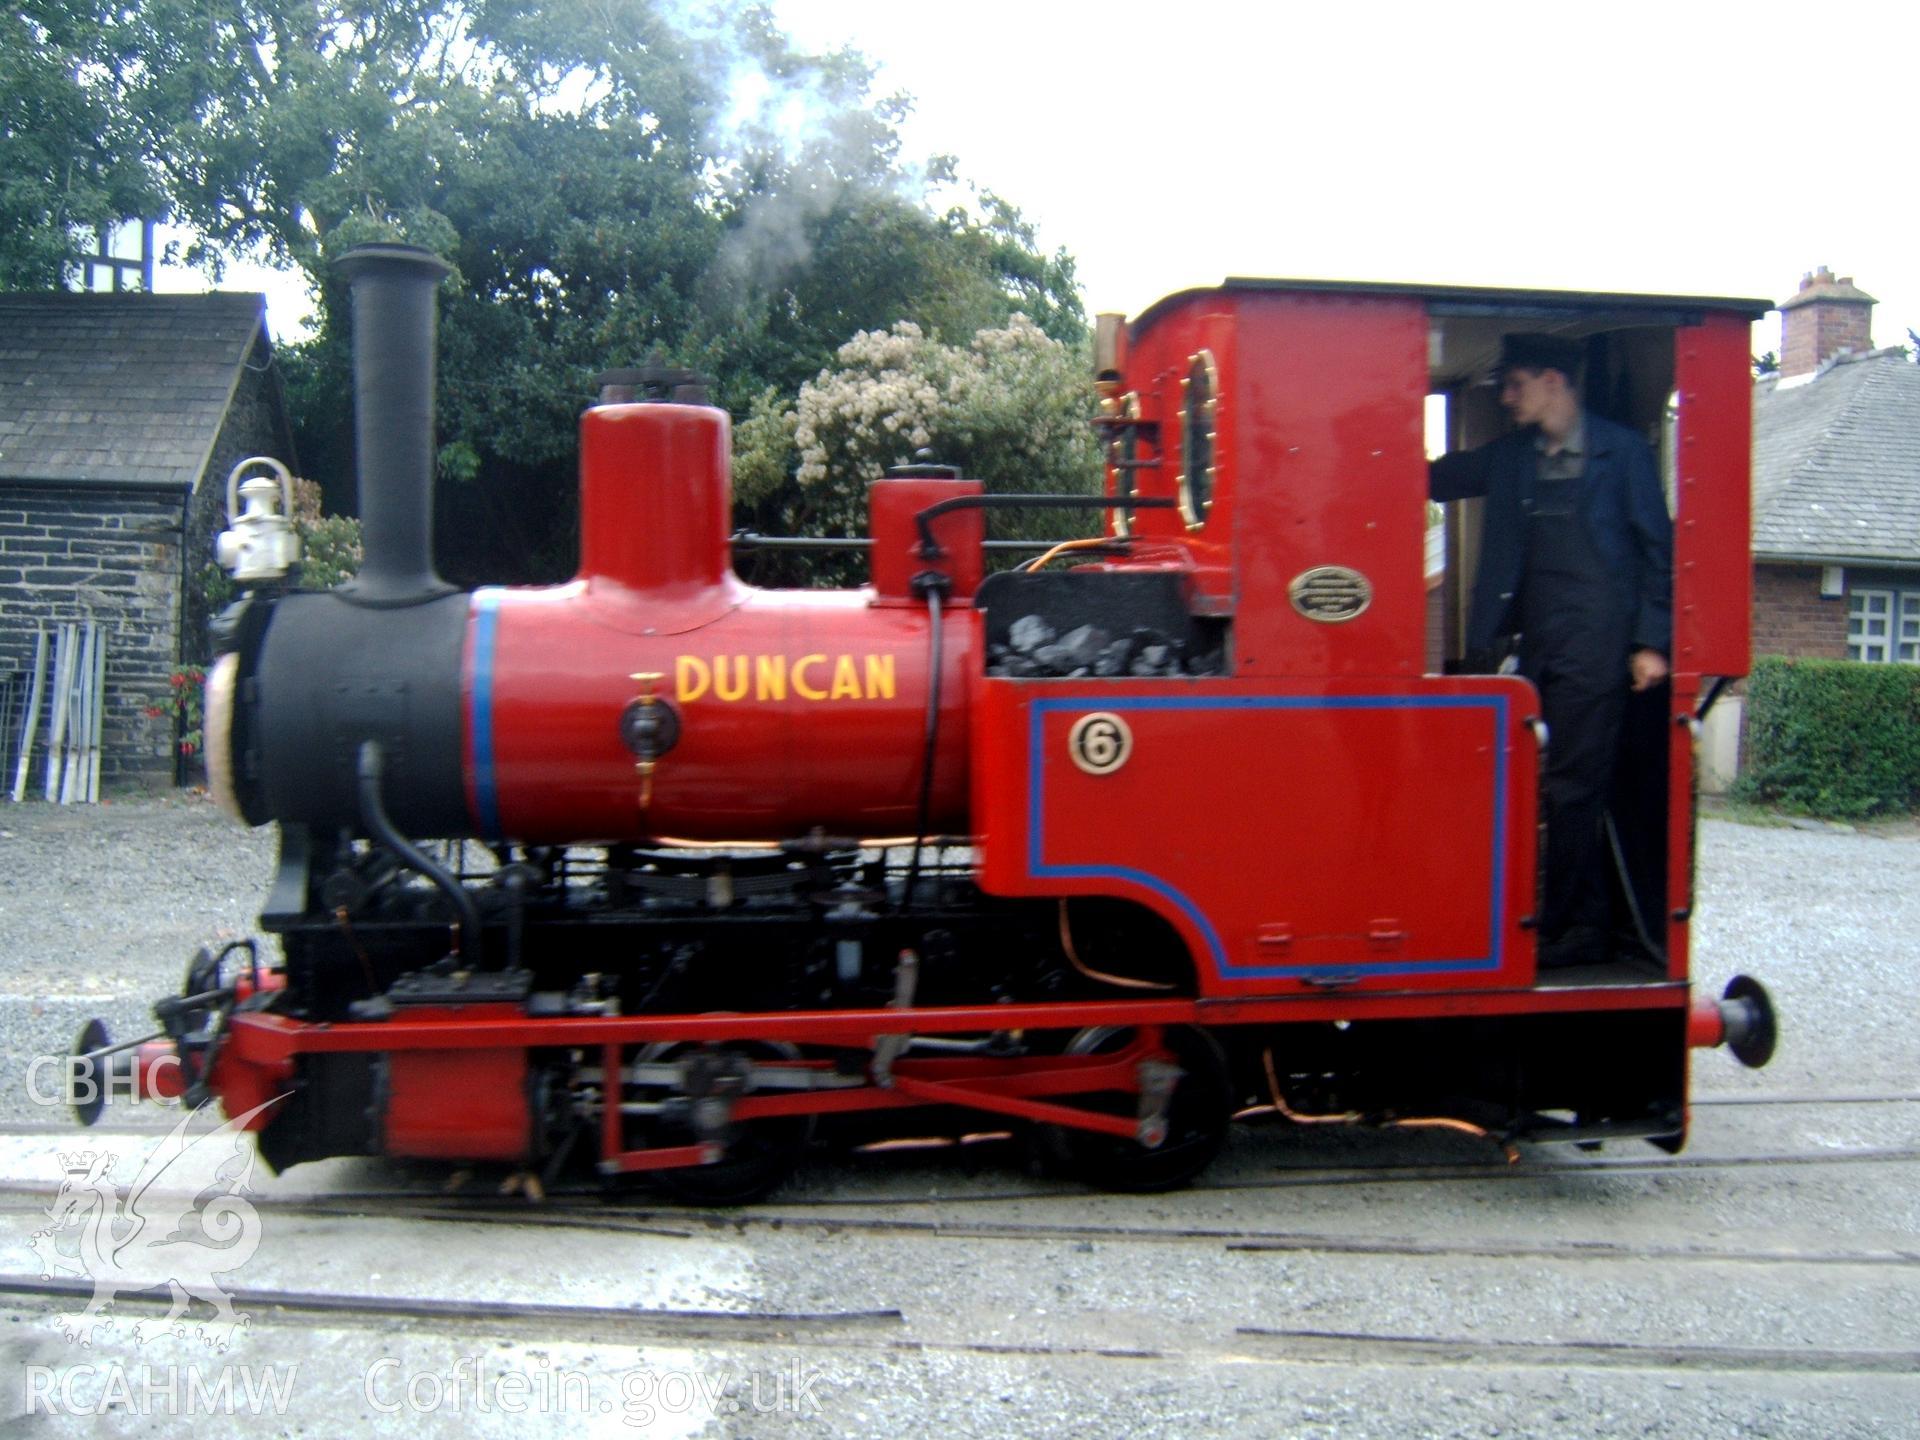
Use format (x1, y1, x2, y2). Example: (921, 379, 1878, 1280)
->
(733, 316, 1100, 554)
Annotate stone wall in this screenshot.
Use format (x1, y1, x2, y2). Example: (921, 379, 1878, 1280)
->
(0, 486, 186, 790)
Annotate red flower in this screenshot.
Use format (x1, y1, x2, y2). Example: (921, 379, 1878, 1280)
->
(180, 742, 196, 756)
(170, 673, 186, 687)
(143, 706, 165, 718)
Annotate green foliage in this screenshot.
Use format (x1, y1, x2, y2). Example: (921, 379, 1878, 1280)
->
(1735, 656, 1920, 817)
(0, 4, 162, 287)
(290, 478, 365, 590)
(731, 314, 1100, 584)
(142, 667, 205, 758)
(730, 385, 794, 510)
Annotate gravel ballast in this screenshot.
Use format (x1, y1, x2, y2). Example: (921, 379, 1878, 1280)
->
(0, 796, 1916, 1438)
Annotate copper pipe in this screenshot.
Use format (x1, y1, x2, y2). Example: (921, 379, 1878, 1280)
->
(1058, 901, 1176, 991)
(1026, 536, 1126, 572)
(1262, 1047, 1361, 1124)
(855, 1136, 957, 1154)
(1385, 1117, 1520, 1165)
(1389, 1115, 1500, 1139)
(1260, 1047, 1517, 1160)
(1026, 535, 1198, 574)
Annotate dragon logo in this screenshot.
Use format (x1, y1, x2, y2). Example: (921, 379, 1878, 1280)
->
(28, 1102, 276, 1350)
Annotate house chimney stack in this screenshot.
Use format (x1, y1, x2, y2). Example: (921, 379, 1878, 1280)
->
(1778, 266, 1875, 378)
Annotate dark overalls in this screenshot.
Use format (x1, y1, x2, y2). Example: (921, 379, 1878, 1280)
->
(1519, 457, 1627, 943)
(1430, 410, 1672, 957)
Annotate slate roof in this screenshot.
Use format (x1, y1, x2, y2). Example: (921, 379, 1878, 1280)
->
(1752, 347, 1920, 566)
(0, 291, 269, 491)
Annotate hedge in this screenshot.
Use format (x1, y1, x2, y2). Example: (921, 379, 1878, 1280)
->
(1736, 656, 1920, 817)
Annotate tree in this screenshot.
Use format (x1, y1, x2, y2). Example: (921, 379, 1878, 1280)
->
(40, 0, 1083, 579)
(0, 4, 161, 288)
(732, 314, 1100, 584)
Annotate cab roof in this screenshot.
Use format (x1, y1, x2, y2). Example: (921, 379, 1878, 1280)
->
(1132, 277, 1773, 333)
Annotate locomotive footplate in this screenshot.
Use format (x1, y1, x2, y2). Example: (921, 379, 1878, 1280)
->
(348, 965, 535, 1019)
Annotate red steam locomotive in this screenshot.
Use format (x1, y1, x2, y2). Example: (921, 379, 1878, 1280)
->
(75, 246, 1777, 1200)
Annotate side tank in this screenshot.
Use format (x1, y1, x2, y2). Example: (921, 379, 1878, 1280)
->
(470, 397, 976, 841)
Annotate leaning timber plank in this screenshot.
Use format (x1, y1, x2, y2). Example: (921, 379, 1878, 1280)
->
(9, 627, 46, 803)
(41, 624, 73, 802)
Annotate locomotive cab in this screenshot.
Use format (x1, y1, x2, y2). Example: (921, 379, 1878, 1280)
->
(1026, 278, 1767, 994)
(1425, 290, 1749, 981)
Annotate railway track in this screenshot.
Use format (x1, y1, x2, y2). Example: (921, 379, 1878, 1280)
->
(1, 1135, 1917, 1209)
(3, 1143, 1916, 1270)
(1229, 1327, 1920, 1375)
(3, 1088, 1914, 1263)
(4, 1090, 1914, 1406)
(2, 1273, 1912, 1379)
(0, 1274, 900, 1347)
(52, 1187, 1910, 1271)
(0, 1085, 1915, 1213)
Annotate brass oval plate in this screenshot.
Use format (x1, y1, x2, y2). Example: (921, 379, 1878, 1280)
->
(1289, 566, 1373, 623)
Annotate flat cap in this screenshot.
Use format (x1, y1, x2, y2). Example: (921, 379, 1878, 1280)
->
(1498, 332, 1584, 382)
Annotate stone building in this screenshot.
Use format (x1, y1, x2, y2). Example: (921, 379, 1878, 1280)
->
(0, 290, 293, 790)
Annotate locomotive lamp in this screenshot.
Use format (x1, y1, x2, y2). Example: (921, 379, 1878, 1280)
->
(214, 457, 301, 582)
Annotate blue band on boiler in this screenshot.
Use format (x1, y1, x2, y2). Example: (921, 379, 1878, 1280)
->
(470, 588, 503, 839)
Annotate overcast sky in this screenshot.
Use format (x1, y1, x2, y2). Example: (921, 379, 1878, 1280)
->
(168, 0, 1916, 360)
(772, 0, 1916, 360)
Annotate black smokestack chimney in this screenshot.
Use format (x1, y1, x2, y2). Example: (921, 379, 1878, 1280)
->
(333, 243, 454, 605)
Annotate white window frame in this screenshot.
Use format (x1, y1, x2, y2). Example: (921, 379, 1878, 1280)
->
(1899, 591, 1920, 665)
(1848, 586, 1920, 664)
(1848, 589, 1892, 663)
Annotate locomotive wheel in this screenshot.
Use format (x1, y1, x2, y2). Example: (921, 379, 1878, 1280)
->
(1044, 1025, 1232, 1193)
(635, 1039, 815, 1207)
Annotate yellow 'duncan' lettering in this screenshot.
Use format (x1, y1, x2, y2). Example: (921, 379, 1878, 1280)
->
(791, 653, 828, 701)
(714, 654, 750, 702)
(755, 654, 787, 701)
(830, 655, 861, 700)
(676, 655, 710, 703)
(674, 653, 898, 703)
